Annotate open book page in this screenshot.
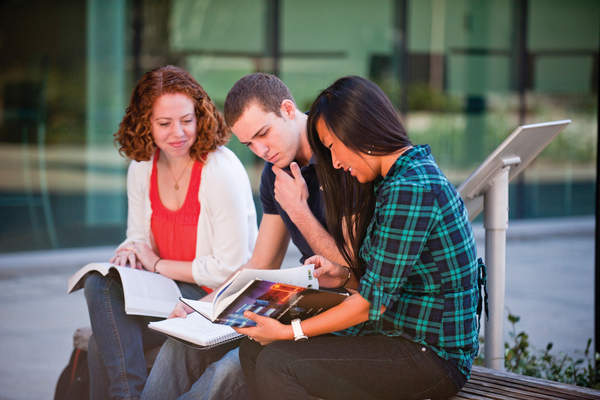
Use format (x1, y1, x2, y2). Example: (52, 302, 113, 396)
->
(212, 264, 317, 312)
(67, 262, 113, 293)
(214, 280, 347, 328)
(67, 262, 182, 318)
(148, 313, 241, 347)
(180, 264, 318, 321)
(116, 267, 181, 318)
(180, 298, 213, 320)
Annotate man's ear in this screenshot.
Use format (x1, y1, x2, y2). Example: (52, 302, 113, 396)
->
(280, 99, 296, 120)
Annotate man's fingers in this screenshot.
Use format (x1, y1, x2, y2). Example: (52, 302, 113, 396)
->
(272, 165, 294, 181)
(169, 309, 186, 319)
(168, 302, 190, 319)
(271, 165, 286, 178)
(290, 162, 303, 181)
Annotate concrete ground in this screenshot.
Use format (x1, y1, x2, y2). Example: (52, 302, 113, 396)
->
(0, 216, 595, 400)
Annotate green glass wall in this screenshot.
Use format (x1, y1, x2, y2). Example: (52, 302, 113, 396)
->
(0, 0, 597, 252)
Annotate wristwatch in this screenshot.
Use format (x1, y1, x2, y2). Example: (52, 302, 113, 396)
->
(291, 318, 308, 341)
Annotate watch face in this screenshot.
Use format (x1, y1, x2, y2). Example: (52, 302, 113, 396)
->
(294, 336, 308, 342)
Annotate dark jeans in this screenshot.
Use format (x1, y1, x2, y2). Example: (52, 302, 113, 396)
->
(239, 335, 466, 400)
(84, 271, 206, 400)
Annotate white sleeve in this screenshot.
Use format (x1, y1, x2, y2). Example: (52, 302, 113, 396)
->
(122, 160, 149, 246)
(191, 149, 257, 288)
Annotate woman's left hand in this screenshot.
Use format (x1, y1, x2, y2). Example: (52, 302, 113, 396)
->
(234, 311, 291, 346)
(132, 242, 160, 272)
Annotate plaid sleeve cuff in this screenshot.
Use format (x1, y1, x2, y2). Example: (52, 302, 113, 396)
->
(358, 271, 394, 321)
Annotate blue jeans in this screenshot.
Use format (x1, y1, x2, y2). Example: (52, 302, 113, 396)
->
(240, 335, 466, 400)
(141, 340, 247, 400)
(84, 271, 206, 400)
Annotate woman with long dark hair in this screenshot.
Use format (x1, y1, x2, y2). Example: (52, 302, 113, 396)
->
(236, 76, 481, 399)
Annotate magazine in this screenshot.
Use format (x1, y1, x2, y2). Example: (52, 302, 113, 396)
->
(181, 268, 347, 328)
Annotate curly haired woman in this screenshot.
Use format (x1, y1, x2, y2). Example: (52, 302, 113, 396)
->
(84, 65, 257, 400)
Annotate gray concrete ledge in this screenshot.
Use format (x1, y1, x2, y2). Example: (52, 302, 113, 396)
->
(472, 215, 595, 242)
(0, 246, 114, 277)
(0, 216, 594, 276)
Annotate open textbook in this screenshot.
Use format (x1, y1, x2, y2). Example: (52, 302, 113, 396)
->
(181, 265, 348, 328)
(67, 263, 182, 318)
(148, 264, 324, 346)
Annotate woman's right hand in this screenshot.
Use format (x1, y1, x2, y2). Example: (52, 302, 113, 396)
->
(168, 301, 194, 319)
(110, 244, 142, 269)
(306, 255, 351, 288)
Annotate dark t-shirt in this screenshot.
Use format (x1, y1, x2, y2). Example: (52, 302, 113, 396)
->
(259, 160, 326, 263)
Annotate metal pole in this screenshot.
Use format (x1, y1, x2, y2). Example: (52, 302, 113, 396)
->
(594, 56, 599, 370)
(484, 167, 510, 370)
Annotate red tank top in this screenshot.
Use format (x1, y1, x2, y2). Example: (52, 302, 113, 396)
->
(150, 150, 212, 293)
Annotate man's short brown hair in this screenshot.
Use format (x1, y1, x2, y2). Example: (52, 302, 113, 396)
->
(224, 73, 296, 127)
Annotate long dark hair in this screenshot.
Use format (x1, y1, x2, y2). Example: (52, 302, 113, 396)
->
(307, 76, 412, 275)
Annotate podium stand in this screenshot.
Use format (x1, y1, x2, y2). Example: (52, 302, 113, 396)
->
(458, 119, 571, 370)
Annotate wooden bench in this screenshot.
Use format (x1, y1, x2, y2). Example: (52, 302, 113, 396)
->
(75, 328, 600, 399)
(452, 365, 600, 399)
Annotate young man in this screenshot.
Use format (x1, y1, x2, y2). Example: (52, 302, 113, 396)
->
(225, 72, 347, 273)
(141, 73, 353, 400)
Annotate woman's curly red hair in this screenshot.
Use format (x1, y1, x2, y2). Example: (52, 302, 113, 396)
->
(114, 65, 229, 161)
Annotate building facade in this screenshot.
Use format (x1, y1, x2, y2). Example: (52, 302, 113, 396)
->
(0, 0, 597, 252)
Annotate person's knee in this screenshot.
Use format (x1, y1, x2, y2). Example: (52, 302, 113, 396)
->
(155, 339, 185, 364)
(213, 348, 242, 378)
(255, 345, 291, 376)
(201, 348, 247, 400)
(239, 339, 263, 373)
(83, 273, 109, 303)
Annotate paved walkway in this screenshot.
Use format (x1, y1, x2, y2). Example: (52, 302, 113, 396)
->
(0, 216, 595, 399)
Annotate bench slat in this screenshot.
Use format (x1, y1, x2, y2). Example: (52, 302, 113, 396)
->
(463, 378, 567, 400)
(471, 366, 600, 399)
(452, 388, 506, 399)
(454, 385, 540, 400)
(451, 366, 600, 400)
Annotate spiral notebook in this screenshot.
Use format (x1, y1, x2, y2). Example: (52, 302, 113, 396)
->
(148, 312, 242, 348)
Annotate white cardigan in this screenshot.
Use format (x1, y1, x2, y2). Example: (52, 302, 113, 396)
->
(122, 146, 258, 288)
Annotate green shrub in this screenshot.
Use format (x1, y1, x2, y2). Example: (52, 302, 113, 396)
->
(475, 312, 600, 389)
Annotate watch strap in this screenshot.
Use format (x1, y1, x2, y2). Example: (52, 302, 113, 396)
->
(291, 318, 308, 341)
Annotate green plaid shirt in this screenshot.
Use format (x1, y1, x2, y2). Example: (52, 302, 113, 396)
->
(339, 145, 480, 378)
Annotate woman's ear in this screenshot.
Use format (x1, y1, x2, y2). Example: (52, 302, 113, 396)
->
(280, 99, 296, 120)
